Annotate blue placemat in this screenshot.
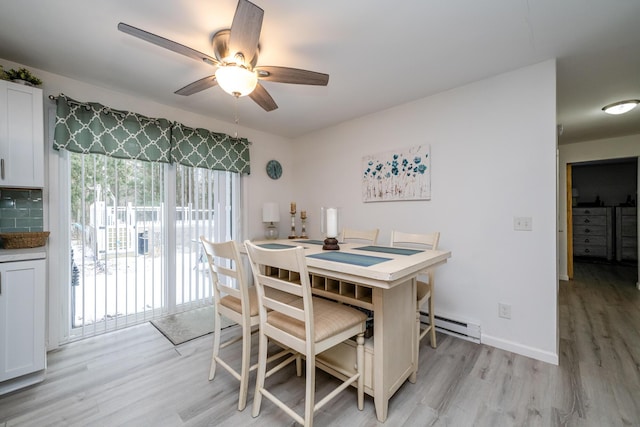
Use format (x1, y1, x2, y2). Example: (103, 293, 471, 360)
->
(295, 239, 325, 245)
(258, 243, 297, 250)
(354, 245, 423, 256)
(307, 251, 391, 267)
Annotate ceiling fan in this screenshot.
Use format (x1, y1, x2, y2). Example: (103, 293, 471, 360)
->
(118, 0, 329, 112)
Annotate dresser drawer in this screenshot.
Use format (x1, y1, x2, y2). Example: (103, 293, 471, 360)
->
(620, 216, 637, 237)
(574, 236, 606, 246)
(573, 225, 606, 236)
(573, 207, 608, 216)
(619, 247, 638, 261)
(574, 245, 607, 257)
(616, 207, 637, 261)
(621, 236, 637, 248)
(573, 215, 607, 227)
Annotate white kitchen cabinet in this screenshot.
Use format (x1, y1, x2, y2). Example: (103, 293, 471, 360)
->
(0, 80, 44, 188)
(0, 257, 46, 394)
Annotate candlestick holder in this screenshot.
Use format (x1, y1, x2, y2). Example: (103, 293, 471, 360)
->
(323, 237, 339, 250)
(288, 212, 297, 239)
(300, 216, 308, 238)
(321, 206, 341, 250)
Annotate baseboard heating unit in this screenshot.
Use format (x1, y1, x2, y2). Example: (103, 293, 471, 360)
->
(420, 311, 481, 343)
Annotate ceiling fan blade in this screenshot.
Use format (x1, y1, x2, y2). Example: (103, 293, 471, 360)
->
(256, 66, 329, 86)
(228, 0, 263, 63)
(118, 22, 219, 66)
(175, 75, 218, 96)
(249, 83, 278, 111)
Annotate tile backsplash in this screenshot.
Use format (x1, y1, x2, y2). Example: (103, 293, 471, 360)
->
(0, 188, 44, 233)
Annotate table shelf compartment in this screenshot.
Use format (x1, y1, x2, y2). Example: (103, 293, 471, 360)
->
(355, 286, 373, 304)
(311, 275, 325, 289)
(288, 271, 301, 283)
(278, 269, 290, 280)
(340, 281, 356, 299)
(326, 278, 340, 293)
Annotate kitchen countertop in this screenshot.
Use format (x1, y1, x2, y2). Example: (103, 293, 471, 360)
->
(0, 247, 47, 262)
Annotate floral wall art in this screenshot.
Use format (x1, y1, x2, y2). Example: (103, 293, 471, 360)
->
(362, 145, 430, 202)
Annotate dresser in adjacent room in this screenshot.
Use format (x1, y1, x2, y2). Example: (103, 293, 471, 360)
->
(615, 207, 637, 262)
(573, 207, 613, 260)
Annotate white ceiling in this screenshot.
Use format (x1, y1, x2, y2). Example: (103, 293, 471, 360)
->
(1, 0, 639, 143)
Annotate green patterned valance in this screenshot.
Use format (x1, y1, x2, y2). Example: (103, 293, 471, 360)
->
(53, 95, 172, 163)
(171, 123, 251, 174)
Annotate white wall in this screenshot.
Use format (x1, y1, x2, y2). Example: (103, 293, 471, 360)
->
(558, 134, 640, 281)
(292, 61, 559, 363)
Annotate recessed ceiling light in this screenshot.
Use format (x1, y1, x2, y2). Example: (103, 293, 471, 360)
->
(602, 99, 640, 115)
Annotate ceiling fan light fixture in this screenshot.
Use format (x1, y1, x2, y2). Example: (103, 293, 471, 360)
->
(602, 99, 640, 115)
(215, 65, 257, 97)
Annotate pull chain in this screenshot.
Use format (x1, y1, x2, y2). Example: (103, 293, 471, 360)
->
(234, 95, 239, 140)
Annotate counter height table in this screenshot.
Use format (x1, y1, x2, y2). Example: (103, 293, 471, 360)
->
(243, 239, 451, 422)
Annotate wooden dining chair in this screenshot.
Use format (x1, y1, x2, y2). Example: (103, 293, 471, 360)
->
(341, 227, 379, 244)
(200, 237, 296, 411)
(390, 230, 440, 349)
(245, 240, 367, 427)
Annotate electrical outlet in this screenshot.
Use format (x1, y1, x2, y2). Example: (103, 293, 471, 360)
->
(498, 303, 511, 319)
(514, 216, 532, 231)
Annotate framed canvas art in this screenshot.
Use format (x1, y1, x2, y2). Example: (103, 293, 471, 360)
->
(362, 145, 430, 202)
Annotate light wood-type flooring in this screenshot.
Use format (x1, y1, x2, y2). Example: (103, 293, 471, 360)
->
(1, 261, 639, 426)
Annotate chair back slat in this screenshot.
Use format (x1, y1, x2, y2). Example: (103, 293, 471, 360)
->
(261, 274, 303, 297)
(390, 230, 439, 250)
(263, 297, 305, 322)
(342, 228, 379, 244)
(201, 237, 249, 312)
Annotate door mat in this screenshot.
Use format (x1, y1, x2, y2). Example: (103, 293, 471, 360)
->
(151, 305, 236, 346)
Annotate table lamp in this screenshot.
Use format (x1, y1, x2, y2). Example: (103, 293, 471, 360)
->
(262, 202, 280, 239)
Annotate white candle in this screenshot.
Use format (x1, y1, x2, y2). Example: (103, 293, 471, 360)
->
(326, 208, 338, 238)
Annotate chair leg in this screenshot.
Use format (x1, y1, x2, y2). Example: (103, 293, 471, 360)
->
(429, 293, 436, 348)
(209, 308, 222, 380)
(296, 353, 302, 377)
(356, 333, 364, 410)
(251, 331, 268, 418)
(237, 321, 252, 411)
(304, 354, 316, 427)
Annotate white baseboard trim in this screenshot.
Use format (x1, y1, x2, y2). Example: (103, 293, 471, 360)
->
(481, 334, 558, 365)
(559, 274, 569, 281)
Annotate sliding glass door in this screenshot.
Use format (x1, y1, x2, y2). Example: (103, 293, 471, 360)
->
(68, 153, 239, 340)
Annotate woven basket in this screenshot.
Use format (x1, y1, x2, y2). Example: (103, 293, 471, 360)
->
(0, 231, 50, 249)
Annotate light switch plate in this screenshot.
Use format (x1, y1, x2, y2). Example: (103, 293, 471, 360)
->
(514, 216, 532, 231)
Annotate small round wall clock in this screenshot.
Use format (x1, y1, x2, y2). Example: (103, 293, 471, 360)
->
(266, 159, 282, 180)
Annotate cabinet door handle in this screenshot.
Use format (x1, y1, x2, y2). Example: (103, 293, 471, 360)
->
(1, 158, 4, 180)
(584, 218, 590, 223)
(585, 238, 590, 243)
(585, 248, 590, 253)
(585, 209, 591, 214)
(585, 228, 591, 233)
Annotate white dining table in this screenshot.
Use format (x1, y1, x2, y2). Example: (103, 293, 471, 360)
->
(244, 238, 452, 422)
